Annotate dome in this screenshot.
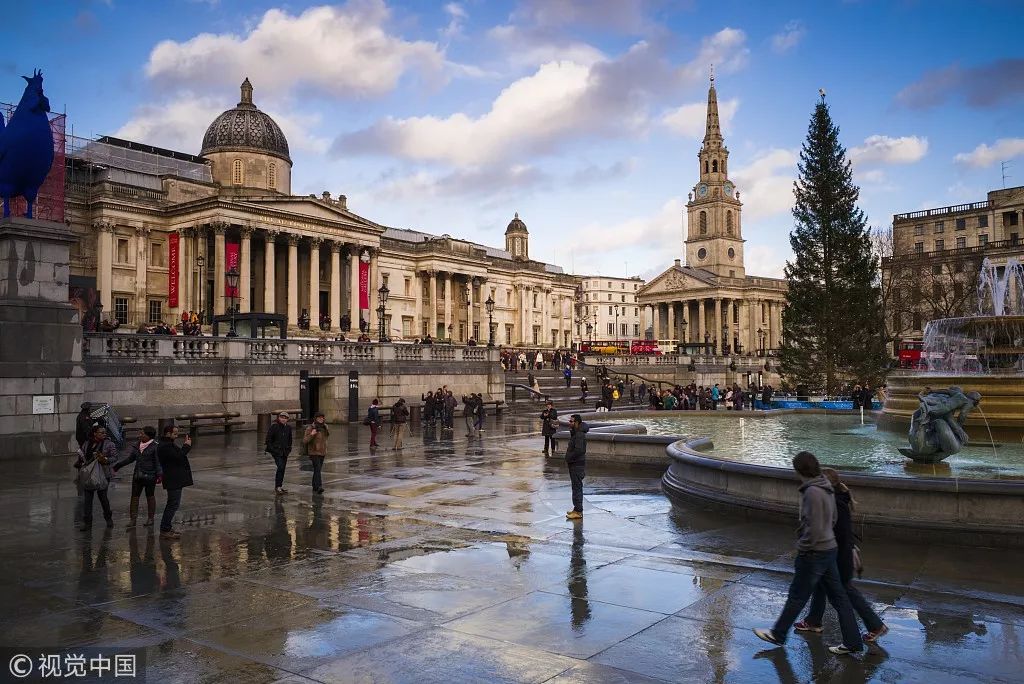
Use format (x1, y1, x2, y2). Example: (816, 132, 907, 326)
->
(200, 79, 291, 163)
(505, 212, 528, 235)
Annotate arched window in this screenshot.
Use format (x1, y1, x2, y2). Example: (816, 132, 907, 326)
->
(699, 211, 707, 235)
(268, 163, 276, 190)
(232, 159, 243, 186)
(712, 159, 718, 173)
(726, 211, 734, 235)
(704, 160, 709, 174)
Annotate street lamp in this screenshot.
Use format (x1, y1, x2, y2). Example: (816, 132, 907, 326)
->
(704, 330, 710, 354)
(722, 323, 730, 355)
(586, 322, 593, 343)
(196, 254, 206, 325)
(377, 283, 389, 343)
(485, 295, 495, 347)
(680, 318, 687, 352)
(447, 323, 454, 344)
(225, 267, 239, 337)
(757, 327, 765, 356)
(614, 305, 619, 342)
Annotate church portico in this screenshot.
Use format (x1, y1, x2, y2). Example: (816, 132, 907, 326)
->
(638, 74, 787, 366)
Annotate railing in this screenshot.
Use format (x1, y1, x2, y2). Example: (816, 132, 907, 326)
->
(882, 237, 1020, 265)
(83, 333, 500, 365)
(894, 200, 991, 222)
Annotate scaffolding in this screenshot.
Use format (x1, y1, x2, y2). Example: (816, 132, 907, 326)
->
(66, 134, 211, 183)
(1, 102, 65, 223)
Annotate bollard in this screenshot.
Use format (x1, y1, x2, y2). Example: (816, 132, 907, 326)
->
(410, 404, 421, 424)
(256, 412, 271, 438)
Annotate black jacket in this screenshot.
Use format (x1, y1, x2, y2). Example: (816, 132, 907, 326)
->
(157, 438, 193, 490)
(565, 422, 589, 467)
(541, 408, 558, 436)
(392, 402, 410, 424)
(265, 422, 293, 457)
(114, 440, 162, 481)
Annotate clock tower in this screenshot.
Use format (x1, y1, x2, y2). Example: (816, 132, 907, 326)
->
(685, 71, 745, 278)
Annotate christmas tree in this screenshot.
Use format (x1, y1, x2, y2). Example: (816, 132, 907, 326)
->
(780, 95, 888, 393)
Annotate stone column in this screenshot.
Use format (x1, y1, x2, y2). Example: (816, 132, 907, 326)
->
(263, 230, 277, 313)
(330, 242, 341, 331)
(748, 298, 759, 354)
(772, 301, 783, 350)
(666, 302, 676, 343)
(212, 222, 226, 316)
(696, 299, 705, 348)
(287, 234, 299, 326)
(651, 303, 661, 339)
(414, 271, 422, 338)
(559, 295, 567, 346)
(239, 226, 252, 314)
(467, 277, 474, 342)
(521, 286, 530, 344)
(368, 248, 379, 317)
(134, 226, 149, 324)
(429, 271, 438, 338)
(178, 227, 191, 314)
(94, 221, 114, 311)
(308, 238, 321, 328)
(197, 228, 208, 319)
(444, 272, 454, 339)
(349, 247, 360, 331)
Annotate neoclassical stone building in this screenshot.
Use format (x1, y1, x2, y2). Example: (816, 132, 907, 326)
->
(638, 76, 787, 355)
(67, 80, 577, 346)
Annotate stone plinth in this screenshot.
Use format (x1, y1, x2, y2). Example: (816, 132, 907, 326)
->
(0, 218, 84, 457)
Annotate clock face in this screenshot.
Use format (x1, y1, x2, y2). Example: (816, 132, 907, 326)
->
(724, 182, 734, 197)
(697, 247, 707, 260)
(697, 184, 708, 198)
(728, 247, 736, 260)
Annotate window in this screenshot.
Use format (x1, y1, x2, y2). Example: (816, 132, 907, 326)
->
(232, 159, 243, 185)
(729, 269, 735, 277)
(607, 293, 612, 301)
(931, 263, 942, 275)
(620, 323, 628, 336)
(704, 161, 709, 174)
(914, 242, 924, 254)
(404, 278, 411, 296)
(934, 221, 944, 233)
(935, 239, 944, 251)
(914, 224, 925, 236)
(116, 238, 129, 264)
(382, 273, 389, 287)
(621, 295, 625, 302)
(912, 312, 922, 331)
(607, 323, 613, 335)
(955, 218, 966, 231)
(712, 159, 718, 173)
(505, 324, 513, 343)
(726, 211, 734, 235)
(150, 241, 165, 267)
(114, 297, 129, 325)
(634, 323, 640, 336)
(979, 215, 989, 228)
(1012, 233, 1020, 245)
(620, 282, 624, 289)
(956, 236, 966, 249)
(979, 234, 989, 246)
(402, 317, 413, 336)
(634, 283, 638, 290)
(634, 307, 638, 316)
(1003, 211, 1019, 227)
(607, 282, 612, 288)
(608, 306, 613, 315)
(148, 299, 163, 323)
(699, 211, 708, 235)
(532, 293, 537, 308)
(268, 162, 277, 190)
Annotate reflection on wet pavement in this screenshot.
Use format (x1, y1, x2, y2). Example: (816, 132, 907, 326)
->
(0, 416, 1021, 682)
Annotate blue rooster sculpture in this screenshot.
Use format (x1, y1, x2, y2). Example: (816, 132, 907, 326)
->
(0, 69, 54, 219)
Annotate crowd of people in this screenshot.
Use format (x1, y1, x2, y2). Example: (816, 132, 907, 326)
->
(643, 382, 777, 411)
(500, 348, 578, 372)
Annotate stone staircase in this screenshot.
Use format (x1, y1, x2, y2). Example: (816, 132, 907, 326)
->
(503, 364, 643, 414)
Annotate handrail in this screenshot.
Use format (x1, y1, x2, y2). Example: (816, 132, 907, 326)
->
(580, 360, 671, 390)
(505, 382, 550, 401)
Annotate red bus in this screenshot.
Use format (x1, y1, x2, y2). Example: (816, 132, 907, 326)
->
(578, 339, 662, 355)
(896, 340, 925, 369)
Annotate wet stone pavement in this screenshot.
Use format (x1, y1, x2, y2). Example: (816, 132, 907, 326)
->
(2, 416, 1023, 683)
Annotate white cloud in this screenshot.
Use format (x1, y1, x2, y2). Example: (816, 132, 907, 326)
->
(850, 135, 928, 166)
(114, 94, 328, 155)
(571, 197, 684, 258)
(336, 40, 676, 166)
(730, 148, 799, 221)
(511, 0, 653, 33)
(485, 23, 606, 68)
(371, 164, 549, 202)
(770, 20, 805, 54)
(144, 1, 445, 98)
(745, 244, 786, 278)
(661, 97, 739, 138)
(858, 169, 887, 184)
(680, 28, 749, 82)
(954, 138, 1024, 168)
(441, 3, 467, 40)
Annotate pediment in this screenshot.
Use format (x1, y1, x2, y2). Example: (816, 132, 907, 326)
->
(639, 266, 717, 296)
(237, 197, 383, 231)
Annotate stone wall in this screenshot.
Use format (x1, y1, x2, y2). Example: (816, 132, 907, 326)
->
(83, 335, 502, 424)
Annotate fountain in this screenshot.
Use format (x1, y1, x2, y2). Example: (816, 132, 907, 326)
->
(881, 257, 1024, 440)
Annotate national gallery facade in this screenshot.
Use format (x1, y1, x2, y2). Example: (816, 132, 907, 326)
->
(66, 80, 579, 346)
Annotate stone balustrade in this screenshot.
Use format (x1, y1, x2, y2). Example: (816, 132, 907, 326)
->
(83, 334, 500, 365)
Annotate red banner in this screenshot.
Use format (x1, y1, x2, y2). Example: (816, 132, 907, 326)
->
(358, 257, 369, 309)
(168, 232, 179, 308)
(225, 242, 240, 297)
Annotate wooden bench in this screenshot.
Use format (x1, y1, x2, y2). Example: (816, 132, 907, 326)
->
(175, 411, 244, 444)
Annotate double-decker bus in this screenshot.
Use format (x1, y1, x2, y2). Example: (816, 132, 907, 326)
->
(578, 339, 662, 355)
(896, 340, 925, 369)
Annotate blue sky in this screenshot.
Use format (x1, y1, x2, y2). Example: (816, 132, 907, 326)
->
(6, 0, 1023, 279)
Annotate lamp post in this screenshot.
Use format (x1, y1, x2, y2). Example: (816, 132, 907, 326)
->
(722, 323, 730, 355)
(614, 305, 619, 344)
(377, 283, 389, 343)
(196, 254, 206, 325)
(757, 327, 765, 357)
(485, 295, 495, 347)
(225, 267, 239, 337)
(679, 318, 687, 354)
(447, 323, 454, 345)
(704, 330, 710, 355)
(586, 322, 593, 344)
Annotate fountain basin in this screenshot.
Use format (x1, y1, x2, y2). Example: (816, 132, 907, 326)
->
(881, 371, 1024, 441)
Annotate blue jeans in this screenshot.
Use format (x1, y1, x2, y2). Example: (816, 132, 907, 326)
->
(161, 488, 182, 532)
(805, 547, 883, 633)
(772, 548, 864, 650)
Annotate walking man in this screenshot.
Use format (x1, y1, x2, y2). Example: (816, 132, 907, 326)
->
(392, 398, 410, 449)
(157, 425, 193, 540)
(754, 451, 864, 655)
(303, 412, 329, 494)
(564, 414, 589, 520)
(265, 412, 293, 495)
(563, 366, 572, 388)
(366, 399, 381, 448)
(541, 400, 558, 455)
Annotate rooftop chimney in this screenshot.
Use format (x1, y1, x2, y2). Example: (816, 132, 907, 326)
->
(674, 258, 682, 267)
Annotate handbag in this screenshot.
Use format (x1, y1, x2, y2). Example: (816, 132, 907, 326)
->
(852, 544, 864, 577)
(79, 459, 108, 491)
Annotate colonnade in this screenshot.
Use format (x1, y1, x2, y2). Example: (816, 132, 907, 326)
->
(642, 297, 783, 354)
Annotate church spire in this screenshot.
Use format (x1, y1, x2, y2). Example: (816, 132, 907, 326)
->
(703, 67, 722, 146)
